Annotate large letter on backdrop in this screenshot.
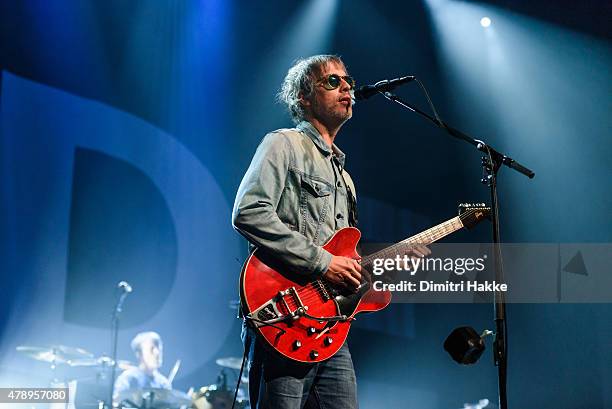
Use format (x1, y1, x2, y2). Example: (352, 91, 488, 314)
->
(0, 72, 241, 384)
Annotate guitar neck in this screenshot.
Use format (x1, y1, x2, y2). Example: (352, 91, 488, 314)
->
(362, 216, 464, 265)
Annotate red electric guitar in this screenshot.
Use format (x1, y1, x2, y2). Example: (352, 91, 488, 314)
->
(239, 204, 490, 362)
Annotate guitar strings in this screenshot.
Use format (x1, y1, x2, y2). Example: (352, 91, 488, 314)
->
(278, 208, 485, 310)
(289, 209, 480, 306)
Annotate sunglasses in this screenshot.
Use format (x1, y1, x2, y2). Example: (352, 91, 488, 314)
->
(318, 74, 356, 91)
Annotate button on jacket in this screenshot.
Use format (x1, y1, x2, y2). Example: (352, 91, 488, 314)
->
(232, 120, 357, 277)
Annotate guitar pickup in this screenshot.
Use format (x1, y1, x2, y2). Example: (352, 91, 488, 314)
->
(315, 280, 331, 301)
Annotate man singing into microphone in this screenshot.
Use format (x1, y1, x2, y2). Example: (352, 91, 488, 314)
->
(233, 55, 361, 408)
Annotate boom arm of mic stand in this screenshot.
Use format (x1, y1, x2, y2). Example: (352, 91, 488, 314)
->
(381, 92, 535, 179)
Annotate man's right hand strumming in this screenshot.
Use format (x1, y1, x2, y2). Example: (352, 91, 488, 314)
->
(323, 255, 362, 289)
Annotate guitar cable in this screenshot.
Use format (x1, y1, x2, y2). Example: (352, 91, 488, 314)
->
(231, 328, 251, 409)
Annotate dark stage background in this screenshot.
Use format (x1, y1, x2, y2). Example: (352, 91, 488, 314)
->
(1, 1, 611, 408)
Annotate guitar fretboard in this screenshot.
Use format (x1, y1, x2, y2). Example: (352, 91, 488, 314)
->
(362, 216, 464, 266)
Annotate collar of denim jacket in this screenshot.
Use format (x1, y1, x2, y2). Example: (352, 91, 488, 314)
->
(297, 120, 346, 169)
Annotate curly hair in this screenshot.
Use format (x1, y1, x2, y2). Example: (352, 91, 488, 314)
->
(277, 55, 347, 124)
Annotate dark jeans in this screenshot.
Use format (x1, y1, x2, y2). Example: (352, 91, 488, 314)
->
(242, 324, 358, 409)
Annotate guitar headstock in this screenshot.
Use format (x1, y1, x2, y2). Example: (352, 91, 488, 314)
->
(458, 203, 491, 229)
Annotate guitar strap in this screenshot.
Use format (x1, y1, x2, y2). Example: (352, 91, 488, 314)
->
(332, 155, 359, 228)
(345, 181, 359, 228)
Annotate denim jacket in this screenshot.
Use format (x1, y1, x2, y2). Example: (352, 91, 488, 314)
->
(232, 121, 357, 277)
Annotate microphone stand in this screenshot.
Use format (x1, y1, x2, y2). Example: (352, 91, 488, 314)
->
(381, 91, 535, 409)
(108, 287, 130, 408)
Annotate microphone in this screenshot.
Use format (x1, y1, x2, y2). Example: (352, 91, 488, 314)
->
(114, 281, 133, 316)
(354, 75, 416, 100)
(118, 281, 133, 293)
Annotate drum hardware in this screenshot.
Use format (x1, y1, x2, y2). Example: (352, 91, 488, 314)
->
(16, 344, 94, 386)
(116, 388, 192, 409)
(17, 344, 94, 368)
(68, 355, 136, 371)
(16, 345, 139, 409)
(191, 384, 248, 409)
(16, 345, 90, 409)
(214, 357, 243, 371)
(188, 356, 252, 409)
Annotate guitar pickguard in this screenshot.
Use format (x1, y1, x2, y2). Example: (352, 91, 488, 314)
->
(330, 280, 372, 319)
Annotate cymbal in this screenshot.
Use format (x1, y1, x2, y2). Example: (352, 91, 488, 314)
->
(117, 388, 191, 408)
(215, 357, 243, 370)
(68, 356, 136, 370)
(16, 345, 93, 364)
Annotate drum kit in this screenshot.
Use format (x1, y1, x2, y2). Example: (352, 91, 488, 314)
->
(16, 345, 249, 409)
(190, 358, 249, 409)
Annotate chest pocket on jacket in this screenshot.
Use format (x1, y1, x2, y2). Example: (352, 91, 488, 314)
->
(299, 173, 334, 242)
(301, 174, 333, 197)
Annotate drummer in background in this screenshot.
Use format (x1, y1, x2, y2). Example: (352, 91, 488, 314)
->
(113, 331, 171, 402)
